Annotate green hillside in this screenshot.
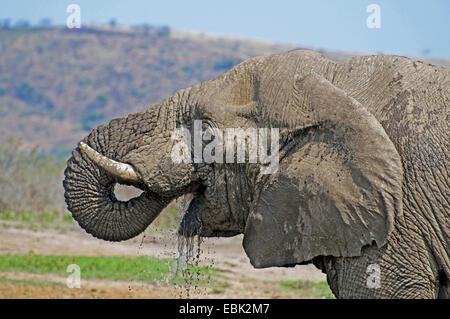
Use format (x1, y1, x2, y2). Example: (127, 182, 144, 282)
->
(0, 26, 448, 158)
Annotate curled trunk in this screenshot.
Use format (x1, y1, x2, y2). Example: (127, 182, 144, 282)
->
(63, 116, 169, 241)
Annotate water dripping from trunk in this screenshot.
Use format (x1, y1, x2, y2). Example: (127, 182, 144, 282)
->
(172, 235, 195, 274)
(171, 234, 207, 298)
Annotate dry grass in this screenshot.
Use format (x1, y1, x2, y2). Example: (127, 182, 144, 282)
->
(0, 136, 65, 216)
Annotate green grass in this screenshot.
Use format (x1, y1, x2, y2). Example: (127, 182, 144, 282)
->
(0, 210, 73, 224)
(0, 204, 179, 232)
(0, 276, 64, 287)
(0, 254, 219, 286)
(211, 287, 225, 294)
(280, 280, 335, 299)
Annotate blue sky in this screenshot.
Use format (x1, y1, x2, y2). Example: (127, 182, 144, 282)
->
(1, 0, 449, 58)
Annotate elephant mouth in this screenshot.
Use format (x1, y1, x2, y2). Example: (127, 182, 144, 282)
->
(176, 191, 201, 237)
(176, 186, 243, 238)
(178, 203, 202, 237)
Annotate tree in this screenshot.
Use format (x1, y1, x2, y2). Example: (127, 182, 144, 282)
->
(14, 20, 30, 28)
(156, 26, 170, 37)
(109, 18, 117, 28)
(0, 19, 11, 29)
(37, 18, 52, 28)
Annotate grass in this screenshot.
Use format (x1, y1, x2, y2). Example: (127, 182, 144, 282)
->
(147, 202, 181, 233)
(0, 210, 74, 224)
(0, 209, 74, 233)
(0, 255, 336, 298)
(280, 280, 335, 299)
(0, 276, 64, 287)
(0, 200, 180, 234)
(211, 287, 225, 294)
(0, 254, 219, 286)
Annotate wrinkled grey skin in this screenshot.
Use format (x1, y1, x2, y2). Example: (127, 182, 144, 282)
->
(63, 50, 449, 299)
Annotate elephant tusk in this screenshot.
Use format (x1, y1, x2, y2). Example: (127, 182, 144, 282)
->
(79, 141, 141, 182)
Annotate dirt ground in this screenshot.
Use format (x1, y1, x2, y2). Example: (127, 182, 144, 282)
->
(0, 221, 326, 299)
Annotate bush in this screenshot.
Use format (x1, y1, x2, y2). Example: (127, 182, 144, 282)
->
(0, 136, 66, 217)
(156, 26, 170, 37)
(15, 82, 56, 116)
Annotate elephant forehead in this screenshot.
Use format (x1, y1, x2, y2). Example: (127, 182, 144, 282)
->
(194, 50, 331, 123)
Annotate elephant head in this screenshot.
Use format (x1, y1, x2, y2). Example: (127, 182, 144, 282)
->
(63, 50, 403, 269)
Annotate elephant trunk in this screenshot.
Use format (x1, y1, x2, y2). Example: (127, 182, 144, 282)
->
(63, 113, 170, 241)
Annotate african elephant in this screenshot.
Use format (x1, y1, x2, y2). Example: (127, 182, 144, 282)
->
(63, 50, 449, 299)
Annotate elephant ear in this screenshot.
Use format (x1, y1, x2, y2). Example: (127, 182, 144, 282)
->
(243, 73, 403, 268)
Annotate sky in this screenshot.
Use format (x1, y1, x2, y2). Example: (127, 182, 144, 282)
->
(1, 0, 449, 58)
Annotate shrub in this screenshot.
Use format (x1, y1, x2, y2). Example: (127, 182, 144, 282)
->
(0, 136, 65, 217)
(15, 82, 55, 115)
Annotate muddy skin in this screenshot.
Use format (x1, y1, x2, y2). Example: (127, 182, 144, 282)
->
(64, 50, 449, 299)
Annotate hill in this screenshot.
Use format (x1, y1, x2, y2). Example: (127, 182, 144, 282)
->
(0, 26, 448, 158)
